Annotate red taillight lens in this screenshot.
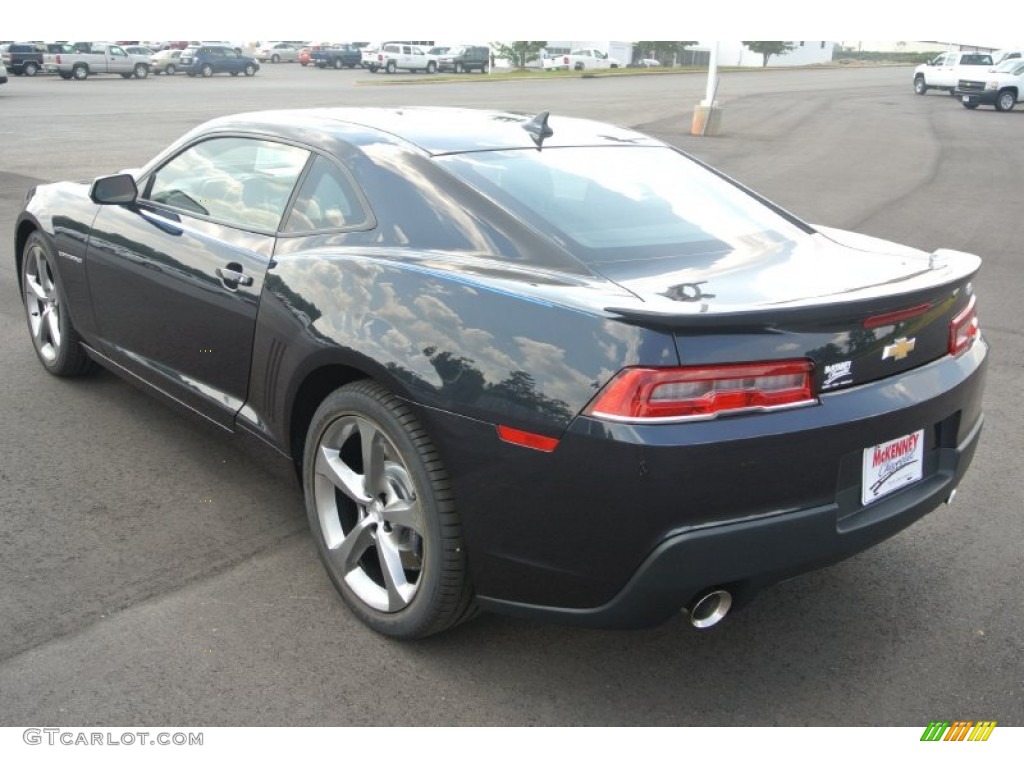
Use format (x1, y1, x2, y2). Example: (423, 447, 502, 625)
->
(585, 361, 815, 422)
(949, 295, 979, 357)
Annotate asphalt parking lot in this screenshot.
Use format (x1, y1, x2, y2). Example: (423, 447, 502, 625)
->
(0, 63, 1021, 726)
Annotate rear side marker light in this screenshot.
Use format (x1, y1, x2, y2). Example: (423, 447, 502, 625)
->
(497, 425, 560, 452)
(949, 295, 979, 357)
(585, 360, 815, 422)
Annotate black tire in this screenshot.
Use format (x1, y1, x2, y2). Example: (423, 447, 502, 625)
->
(303, 381, 476, 639)
(165, 63, 176, 76)
(995, 89, 1016, 112)
(21, 232, 95, 377)
(133, 63, 148, 79)
(201, 64, 213, 78)
(426, 60, 436, 74)
(386, 60, 397, 74)
(914, 75, 927, 95)
(334, 57, 343, 70)
(962, 101, 979, 109)
(24, 61, 39, 76)
(368, 64, 379, 73)
(454, 62, 463, 74)
(271, 54, 280, 63)
(72, 64, 89, 80)
(244, 63, 256, 76)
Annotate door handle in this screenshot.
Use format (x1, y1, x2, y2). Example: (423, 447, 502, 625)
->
(216, 266, 254, 287)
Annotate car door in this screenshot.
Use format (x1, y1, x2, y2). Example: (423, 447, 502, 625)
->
(85, 136, 312, 427)
(107, 45, 132, 74)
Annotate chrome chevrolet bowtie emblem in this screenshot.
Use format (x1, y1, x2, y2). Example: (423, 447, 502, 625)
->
(882, 337, 916, 361)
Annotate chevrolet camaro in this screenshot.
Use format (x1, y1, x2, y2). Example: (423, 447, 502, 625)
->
(15, 107, 988, 638)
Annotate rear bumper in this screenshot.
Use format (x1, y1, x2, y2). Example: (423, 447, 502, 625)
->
(477, 411, 983, 628)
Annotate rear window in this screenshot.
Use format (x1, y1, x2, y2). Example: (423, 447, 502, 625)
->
(182, 47, 199, 56)
(438, 146, 808, 265)
(960, 54, 992, 66)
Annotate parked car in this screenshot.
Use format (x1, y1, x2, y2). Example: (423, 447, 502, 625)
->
(0, 60, 7, 85)
(313, 45, 361, 69)
(149, 49, 182, 75)
(14, 107, 988, 639)
(124, 45, 155, 57)
(180, 46, 259, 77)
(955, 58, 1024, 111)
(360, 44, 380, 69)
(44, 42, 151, 80)
(0, 42, 45, 76)
(437, 45, 489, 73)
(373, 43, 437, 73)
(256, 42, 300, 63)
(913, 51, 994, 95)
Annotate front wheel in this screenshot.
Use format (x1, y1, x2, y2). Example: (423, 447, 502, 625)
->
(426, 61, 436, 74)
(244, 63, 256, 76)
(996, 89, 1017, 112)
(914, 76, 927, 95)
(334, 58, 343, 70)
(271, 54, 280, 63)
(21, 233, 94, 377)
(133, 63, 148, 79)
(165, 63, 176, 76)
(303, 381, 476, 639)
(201, 64, 214, 78)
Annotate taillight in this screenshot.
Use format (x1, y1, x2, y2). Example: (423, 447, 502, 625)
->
(949, 295, 979, 357)
(584, 361, 815, 422)
(563, 56, 569, 64)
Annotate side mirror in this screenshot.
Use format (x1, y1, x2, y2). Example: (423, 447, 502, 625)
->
(90, 173, 138, 205)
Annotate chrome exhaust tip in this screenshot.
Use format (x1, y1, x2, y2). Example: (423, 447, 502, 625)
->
(686, 589, 733, 629)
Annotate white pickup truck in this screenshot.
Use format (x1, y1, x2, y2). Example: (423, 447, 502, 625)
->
(913, 51, 993, 95)
(955, 58, 1024, 111)
(44, 42, 150, 80)
(543, 48, 620, 71)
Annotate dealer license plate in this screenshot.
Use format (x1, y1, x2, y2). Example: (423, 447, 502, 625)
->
(862, 429, 925, 506)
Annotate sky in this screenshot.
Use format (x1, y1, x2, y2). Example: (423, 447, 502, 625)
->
(6, 2, 1014, 46)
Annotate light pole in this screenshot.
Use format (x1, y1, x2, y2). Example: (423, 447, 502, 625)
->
(691, 41, 723, 136)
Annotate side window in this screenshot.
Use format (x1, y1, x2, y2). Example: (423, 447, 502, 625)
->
(283, 155, 370, 233)
(111, 46, 127, 57)
(145, 137, 310, 232)
(403, 46, 412, 55)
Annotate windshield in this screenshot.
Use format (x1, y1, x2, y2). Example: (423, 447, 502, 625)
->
(439, 146, 809, 266)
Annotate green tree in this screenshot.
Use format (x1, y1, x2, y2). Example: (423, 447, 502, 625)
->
(742, 41, 798, 67)
(632, 41, 697, 66)
(491, 41, 547, 69)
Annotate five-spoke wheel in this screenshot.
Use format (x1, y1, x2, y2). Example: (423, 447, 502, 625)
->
(304, 381, 474, 638)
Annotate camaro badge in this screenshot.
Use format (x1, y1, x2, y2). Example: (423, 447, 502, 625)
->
(882, 337, 916, 361)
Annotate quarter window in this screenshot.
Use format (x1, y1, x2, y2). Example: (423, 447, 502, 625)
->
(283, 155, 369, 233)
(145, 137, 310, 231)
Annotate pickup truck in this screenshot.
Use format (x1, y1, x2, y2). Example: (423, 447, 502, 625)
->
(955, 58, 1024, 111)
(313, 45, 361, 69)
(45, 42, 151, 80)
(913, 51, 993, 95)
(543, 48, 620, 71)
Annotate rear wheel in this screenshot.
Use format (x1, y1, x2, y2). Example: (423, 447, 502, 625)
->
(334, 58, 343, 69)
(914, 75, 927, 95)
(386, 60, 396, 74)
(165, 63, 176, 76)
(21, 233, 94, 377)
(72, 64, 88, 80)
(454, 62, 463, 74)
(996, 89, 1016, 111)
(303, 381, 475, 639)
(271, 54, 280, 63)
(426, 60, 436, 74)
(24, 61, 39, 76)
